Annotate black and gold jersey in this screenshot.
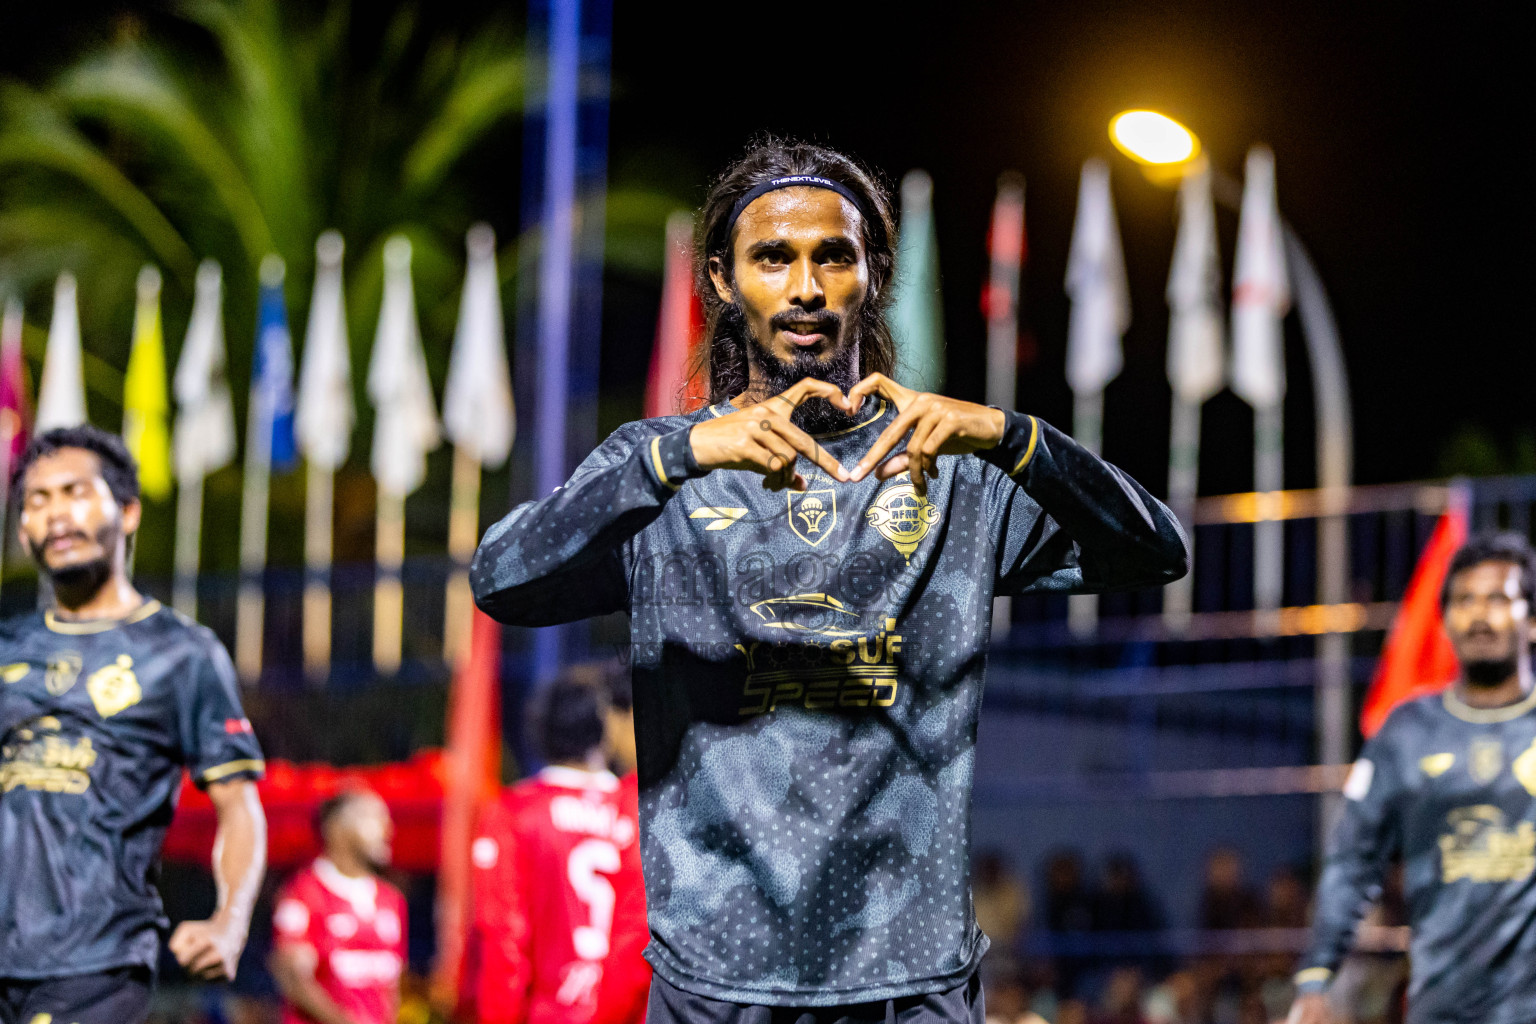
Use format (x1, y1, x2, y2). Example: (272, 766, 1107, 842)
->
(472, 400, 1187, 1006)
(1299, 689, 1536, 1024)
(0, 601, 264, 978)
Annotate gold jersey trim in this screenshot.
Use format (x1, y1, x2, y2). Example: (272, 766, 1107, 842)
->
(1294, 967, 1333, 985)
(709, 398, 888, 440)
(45, 599, 162, 635)
(650, 436, 681, 491)
(1010, 415, 1041, 477)
(200, 758, 266, 783)
(1442, 686, 1536, 724)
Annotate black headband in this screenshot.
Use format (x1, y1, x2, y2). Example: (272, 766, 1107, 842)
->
(724, 175, 872, 240)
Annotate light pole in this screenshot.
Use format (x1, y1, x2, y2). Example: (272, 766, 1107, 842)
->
(1109, 110, 1355, 835)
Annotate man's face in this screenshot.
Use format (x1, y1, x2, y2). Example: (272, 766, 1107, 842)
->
(17, 448, 137, 579)
(1444, 560, 1532, 684)
(336, 792, 394, 872)
(711, 187, 869, 383)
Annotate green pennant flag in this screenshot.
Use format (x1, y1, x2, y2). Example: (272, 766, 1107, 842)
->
(891, 169, 945, 394)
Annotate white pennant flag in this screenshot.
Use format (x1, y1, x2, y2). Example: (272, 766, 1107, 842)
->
(36, 272, 88, 431)
(1230, 145, 1291, 410)
(1064, 159, 1130, 396)
(1166, 166, 1225, 404)
(173, 260, 237, 480)
(296, 230, 355, 471)
(443, 224, 514, 468)
(367, 236, 440, 497)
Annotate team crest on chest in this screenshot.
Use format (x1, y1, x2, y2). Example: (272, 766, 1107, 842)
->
(789, 488, 837, 546)
(865, 482, 941, 562)
(87, 655, 142, 718)
(45, 652, 83, 696)
(1513, 740, 1536, 797)
(1470, 736, 1505, 785)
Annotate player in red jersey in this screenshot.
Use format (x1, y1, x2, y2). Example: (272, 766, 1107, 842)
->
(271, 790, 407, 1024)
(468, 674, 645, 1024)
(592, 665, 650, 1024)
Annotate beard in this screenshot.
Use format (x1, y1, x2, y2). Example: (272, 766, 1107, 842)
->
(29, 522, 117, 602)
(745, 307, 862, 434)
(1463, 652, 1521, 687)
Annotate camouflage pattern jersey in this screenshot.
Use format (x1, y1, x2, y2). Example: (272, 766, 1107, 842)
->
(1298, 688, 1536, 1024)
(472, 399, 1187, 1006)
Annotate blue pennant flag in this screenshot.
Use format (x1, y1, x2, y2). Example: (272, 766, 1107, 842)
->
(254, 256, 297, 471)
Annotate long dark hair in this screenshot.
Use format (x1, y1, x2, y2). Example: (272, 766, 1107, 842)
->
(694, 138, 898, 405)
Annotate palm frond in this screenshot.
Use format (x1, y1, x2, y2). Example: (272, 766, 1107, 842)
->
(0, 86, 198, 282)
(54, 47, 274, 266)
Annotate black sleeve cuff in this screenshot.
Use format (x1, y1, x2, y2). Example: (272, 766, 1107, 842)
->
(646, 426, 709, 491)
(975, 408, 1041, 478)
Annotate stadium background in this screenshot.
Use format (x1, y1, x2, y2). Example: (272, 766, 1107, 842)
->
(0, 2, 1530, 1023)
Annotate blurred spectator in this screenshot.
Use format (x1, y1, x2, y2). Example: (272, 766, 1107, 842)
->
(1262, 865, 1309, 929)
(1043, 849, 1095, 1000)
(1091, 966, 1149, 1024)
(1044, 850, 1095, 933)
(1093, 852, 1164, 933)
(1197, 847, 1262, 930)
(1142, 970, 1199, 1024)
(975, 850, 1032, 951)
(270, 790, 406, 1024)
(983, 959, 1050, 1024)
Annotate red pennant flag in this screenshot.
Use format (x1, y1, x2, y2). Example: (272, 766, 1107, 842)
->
(645, 211, 706, 418)
(432, 609, 504, 1004)
(1, 298, 31, 468)
(1359, 498, 1470, 737)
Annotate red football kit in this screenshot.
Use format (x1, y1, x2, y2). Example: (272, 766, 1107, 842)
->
(468, 766, 648, 1024)
(272, 858, 408, 1024)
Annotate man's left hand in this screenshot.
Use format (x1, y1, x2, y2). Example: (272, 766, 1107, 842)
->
(846, 374, 1006, 495)
(169, 915, 245, 981)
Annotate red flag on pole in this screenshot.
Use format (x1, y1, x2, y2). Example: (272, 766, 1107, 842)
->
(1359, 497, 1470, 738)
(644, 211, 706, 418)
(1, 298, 31, 465)
(432, 609, 503, 1004)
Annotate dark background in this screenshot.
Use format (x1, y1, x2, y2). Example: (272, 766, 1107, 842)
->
(4, 0, 1531, 494)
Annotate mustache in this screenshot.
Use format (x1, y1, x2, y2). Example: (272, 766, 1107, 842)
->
(769, 309, 842, 335)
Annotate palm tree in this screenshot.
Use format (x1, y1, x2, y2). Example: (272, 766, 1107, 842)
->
(0, 0, 529, 389)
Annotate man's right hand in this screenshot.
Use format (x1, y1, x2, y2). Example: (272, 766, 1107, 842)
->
(688, 379, 854, 491)
(1287, 992, 1332, 1024)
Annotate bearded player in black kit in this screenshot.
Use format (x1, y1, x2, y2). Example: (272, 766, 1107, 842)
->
(472, 140, 1187, 1022)
(0, 426, 267, 1024)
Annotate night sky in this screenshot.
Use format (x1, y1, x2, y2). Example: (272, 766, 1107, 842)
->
(4, 1, 1531, 494)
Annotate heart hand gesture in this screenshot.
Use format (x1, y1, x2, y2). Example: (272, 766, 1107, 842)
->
(846, 374, 1005, 495)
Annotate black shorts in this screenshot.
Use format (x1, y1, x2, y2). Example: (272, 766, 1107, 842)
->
(0, 967, 153, 1024)
(646, 971, 985, 1024)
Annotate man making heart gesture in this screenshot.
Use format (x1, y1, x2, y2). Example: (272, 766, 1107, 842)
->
(472, 139, 1188, 1024)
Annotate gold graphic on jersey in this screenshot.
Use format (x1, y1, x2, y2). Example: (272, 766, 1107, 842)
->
(2, 663, 29, 684)
(736, 617, 902, 715)
(1470, 737, 1504, 784)
(865, 483, 940, 562)
(87, 655, 142, 718)
(1420, 753, 1456, 778)
(749, 593, 864, 638)
(1439, 805, 1536, 883)
(690, 506, 748, 531)
(45, 652, 82, 696)
(788, 488, 837, 546)
(0, 717, 97, 795)
(1514, 739, 1536, 797)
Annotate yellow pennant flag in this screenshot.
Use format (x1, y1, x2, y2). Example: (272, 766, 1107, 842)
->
(124, 266, 173, 500)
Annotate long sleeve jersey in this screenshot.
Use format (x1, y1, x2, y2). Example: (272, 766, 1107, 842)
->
(467, 766, 645, 1024)
(472, 399, 1187, 1006)
(1298, 688, 1536, 1024)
